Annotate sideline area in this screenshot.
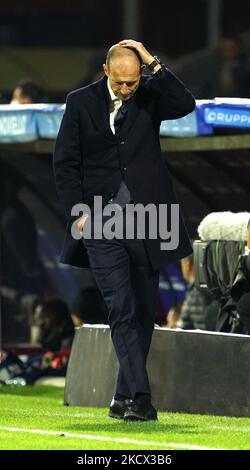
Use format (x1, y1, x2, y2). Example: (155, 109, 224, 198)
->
(0, 386, 249, 450)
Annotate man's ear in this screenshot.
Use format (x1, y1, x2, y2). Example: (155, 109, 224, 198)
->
(103, 64, 109, 76)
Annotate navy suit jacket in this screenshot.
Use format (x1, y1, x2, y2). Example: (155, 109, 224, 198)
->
(53, 67, 195, 269)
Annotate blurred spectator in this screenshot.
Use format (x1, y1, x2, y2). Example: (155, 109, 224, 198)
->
(10, 78, 44, 104)
(71, 286, 109, 326)
(237, 293, 250, 334)
(0, 298, 74, 386)
(177, 255, 219, 330)
(164, 302, 183, 328)
(155, 263, 186, 326)
(32, 298, 75, 351)
(201, 37, 250, 98)
(1, 162, 49, 343)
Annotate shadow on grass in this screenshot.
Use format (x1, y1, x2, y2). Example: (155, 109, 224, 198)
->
(70, 422, 202, 436)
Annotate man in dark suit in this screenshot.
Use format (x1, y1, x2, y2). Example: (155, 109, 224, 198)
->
(53, 39, 195, 421)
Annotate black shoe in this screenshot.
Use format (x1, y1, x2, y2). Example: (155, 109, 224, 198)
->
(124, 397, 158, 421)
(108, 398, 133, 419)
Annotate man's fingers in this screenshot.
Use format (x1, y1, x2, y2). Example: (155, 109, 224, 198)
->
(119, 39, 133, 44)
(118, 40, 151, 64)
(77, 214, 89, 233)
(119, 39, 142, 48)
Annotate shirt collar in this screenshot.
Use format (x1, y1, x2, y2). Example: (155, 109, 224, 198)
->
(107, 78, 120, 103)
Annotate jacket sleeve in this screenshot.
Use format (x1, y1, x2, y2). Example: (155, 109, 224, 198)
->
(53, 93, 84, 220)
(145, 66, 196, 121)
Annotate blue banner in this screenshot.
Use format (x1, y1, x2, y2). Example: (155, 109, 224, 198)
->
(160, 110, 197, 137)
(196, 98, 250, 134)
(0, 108, 37, 142)
(36, 105, 64, 138)
(0, 104, 64, 143)
(204, 106, 250, 128)
(1, 99, 250, 142)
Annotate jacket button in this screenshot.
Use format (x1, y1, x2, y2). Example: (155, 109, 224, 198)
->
(123, 167, 127, 171)
(120, 141, 125, 145)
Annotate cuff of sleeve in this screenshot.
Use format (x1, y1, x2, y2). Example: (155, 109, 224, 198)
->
(152, 66, 168, 77)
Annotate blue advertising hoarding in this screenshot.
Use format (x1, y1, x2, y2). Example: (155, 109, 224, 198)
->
(1, 99, 250, 142)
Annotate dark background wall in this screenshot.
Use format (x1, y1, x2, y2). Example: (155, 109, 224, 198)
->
(0, 0, 249, 57)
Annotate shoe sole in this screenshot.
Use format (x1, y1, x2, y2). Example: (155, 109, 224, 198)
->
(124, 411, 148, 421)
(124, 412, 158, 422)
(108, 411, 124, 419)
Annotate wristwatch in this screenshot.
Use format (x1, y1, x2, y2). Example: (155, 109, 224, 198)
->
(147, 56, 163, 71)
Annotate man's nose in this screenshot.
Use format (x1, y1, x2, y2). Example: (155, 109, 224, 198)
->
(120, 84, 129, 94)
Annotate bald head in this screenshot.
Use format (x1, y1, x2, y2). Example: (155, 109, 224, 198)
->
(103, 44, 142, 101)
(106, 44, 142, 70)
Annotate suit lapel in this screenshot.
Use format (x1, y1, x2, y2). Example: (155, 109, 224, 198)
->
(120, 97, 140, 139)
(85, 75, 141, 141)
(85, 76, 116, 141)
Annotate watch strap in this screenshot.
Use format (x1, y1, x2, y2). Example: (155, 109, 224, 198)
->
(147, 56, 162, 71)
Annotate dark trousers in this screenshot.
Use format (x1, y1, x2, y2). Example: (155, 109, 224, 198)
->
(82, 213, 159, 400)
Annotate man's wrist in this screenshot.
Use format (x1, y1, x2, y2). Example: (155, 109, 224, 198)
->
(151, 63, 162, 73)
(147, 56, 163, 73)
(143, 54, 155, 66)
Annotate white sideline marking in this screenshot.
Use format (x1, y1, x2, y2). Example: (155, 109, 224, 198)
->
(0, 426, 217, 450)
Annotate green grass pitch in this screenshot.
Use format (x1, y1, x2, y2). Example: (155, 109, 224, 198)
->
(0, 386, 249, 450)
